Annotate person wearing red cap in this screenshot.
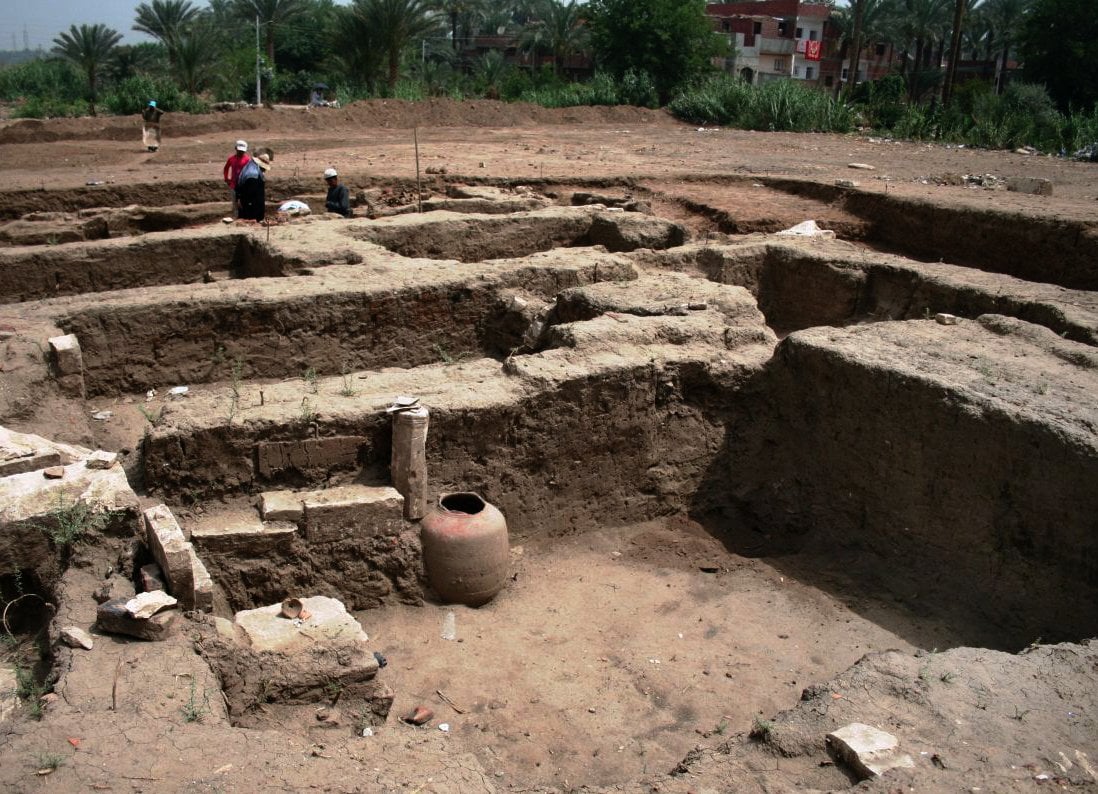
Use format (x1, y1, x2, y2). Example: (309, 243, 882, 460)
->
(223, 140, 251, 218)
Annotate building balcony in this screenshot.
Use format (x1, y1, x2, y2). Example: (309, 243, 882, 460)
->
(759, 37, 795, 55)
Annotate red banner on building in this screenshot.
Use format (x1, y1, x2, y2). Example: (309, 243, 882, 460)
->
(805, 40, 822, 61)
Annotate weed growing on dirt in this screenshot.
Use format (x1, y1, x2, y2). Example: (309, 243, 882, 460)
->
(714, 720, 728, 736)
(339, 365, 358, 397)
(137, 404, 162, 426)
(36, 493, 109, 549)
(303, 367, 319, 394)
(15, 665, 46, 719)
(300, 397, 317, 424)
(939, 671, 956, 684)
(434, 344, 455, 364)
(180, 679, 209, 723)
(324, 680, 344, 704)
(749, 717, 773, 740)
(34, 751, 65, 771)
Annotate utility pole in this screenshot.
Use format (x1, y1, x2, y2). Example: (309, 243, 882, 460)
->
(255, 14, 262, 105)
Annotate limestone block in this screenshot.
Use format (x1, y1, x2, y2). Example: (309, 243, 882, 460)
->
(189, 547, 214, 613)
(234, 595, 375, 659)
(48, 333, 83, 375)
(1006, 176, 1053, 196)
(96, 597, 176, 641)
(302, 485, 404, 543)
(125, 590, 177, 619)
(86, 450, 119, 470)
(59, 626, 94, 650)
(827, 723, 916, 780)
(191, 513, 298, 554)
(257, 490, 304, 523)
(391, 407, 429, 520)
(142, 504, 194, 606)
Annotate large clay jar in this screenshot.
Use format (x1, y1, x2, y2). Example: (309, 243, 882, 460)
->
(421, 492, 509, 607)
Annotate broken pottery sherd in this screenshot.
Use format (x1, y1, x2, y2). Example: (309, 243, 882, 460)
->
(125, 590, 178, 619)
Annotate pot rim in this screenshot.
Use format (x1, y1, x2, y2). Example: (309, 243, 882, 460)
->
(437, 491, 487, 515)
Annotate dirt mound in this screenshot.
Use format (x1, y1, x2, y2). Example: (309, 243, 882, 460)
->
(0, 99, 676, 145)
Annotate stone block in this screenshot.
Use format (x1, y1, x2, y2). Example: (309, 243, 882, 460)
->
(189, 546, 214, 613)
(302, 485, 404, 543)
(142, 504, 194, 607)
(827, 723, 916, 780)
(86, 450, 119, 470)
(191, 513, 298, 554)
(257, 490, 304, 523)
(48, 333, 83, 375)
(96, 597, 176, 641)
(234, 596, 375, 659)
(255, 436, 366, 477)
(59, 626, 94, 650)
(125, 590, 177, 618)
(139, 563, 165, 592)
(1006, 176, 1053, 196)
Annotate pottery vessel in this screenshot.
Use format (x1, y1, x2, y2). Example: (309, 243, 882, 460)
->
(421, 492, 509, 606)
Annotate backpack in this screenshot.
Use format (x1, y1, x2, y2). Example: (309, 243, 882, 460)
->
(238, 158, 262, 183)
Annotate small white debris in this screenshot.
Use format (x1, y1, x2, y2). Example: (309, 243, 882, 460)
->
(935, 313, 960, 325)
(441, 610, 457, 641)
(146, 389, 157, 401)
(91, 410, 113, 421)
(848, 162, 876, 170)
(125, 590, 178, 619)
(169, 386, 189, 397)
(439, 723, 450, 732)
(361, 727, 374, 737)
(835, 179, 859, 188)
(776, 220, 836, 239)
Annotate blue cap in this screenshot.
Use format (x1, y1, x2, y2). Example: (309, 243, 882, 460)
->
(148, 100, 157, 107)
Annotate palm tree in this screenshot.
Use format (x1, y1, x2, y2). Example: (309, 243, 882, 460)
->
(174, 23, 221, 95)
(894, 0, 951, 99)
(518, 0, 588, 75)
(350, 0, 441, 91)
(133, 0, 200, 64)
(52, 23, 122, 115)
(232, 0, 308, 68)
(982, 0, 1030, 93)
(831, 0, 899, 97)
(432, 0, 487, 51)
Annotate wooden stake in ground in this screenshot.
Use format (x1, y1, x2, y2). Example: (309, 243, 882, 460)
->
(414, 126, 423, 214)
(392, 406, 429, 520)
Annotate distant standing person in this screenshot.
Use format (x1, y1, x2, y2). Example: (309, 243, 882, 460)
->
(223, 140, 251, 218)
(141, 100, 163, 152)
(237, 152, 270, 221)
(323, 167, 351, 217)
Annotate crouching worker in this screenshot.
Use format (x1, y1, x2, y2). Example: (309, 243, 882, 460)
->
(323, 167, 351, 217)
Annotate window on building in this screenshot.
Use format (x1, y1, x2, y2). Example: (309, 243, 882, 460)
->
(795, 27, 803, 38)
(805, 66, 815, 79)
(774, 59, 784, 71)
(753, 21, 762, 34)
(875, 43, 886, 56)
(777, 20, 788, 35)
(809, 30, 818, 41)
(841, 67, 848, 79)
(722, 20, 730, 31)
(793, 65, 801, 76)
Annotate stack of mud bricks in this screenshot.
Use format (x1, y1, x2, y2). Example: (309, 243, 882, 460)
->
(142, 504, 213, 612)
(48, 333, 85, 399)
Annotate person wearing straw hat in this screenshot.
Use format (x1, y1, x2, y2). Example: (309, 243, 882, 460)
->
(141, 100, 163, 152)
(237, 151, 271, 222)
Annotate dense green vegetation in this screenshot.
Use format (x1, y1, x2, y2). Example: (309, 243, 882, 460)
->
(0, 0, 1092, 155)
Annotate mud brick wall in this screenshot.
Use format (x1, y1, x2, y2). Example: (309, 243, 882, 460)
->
(725, 333, 1098, 643)
(0, 235, 244, 303)
(60, 284, 499, 396)
(143, 359, 742, 539)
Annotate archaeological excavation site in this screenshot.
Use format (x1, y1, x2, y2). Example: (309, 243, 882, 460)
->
(0, 107, 1096, 793)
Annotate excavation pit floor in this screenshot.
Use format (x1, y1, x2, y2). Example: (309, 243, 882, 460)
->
(359, 518, 945, 790)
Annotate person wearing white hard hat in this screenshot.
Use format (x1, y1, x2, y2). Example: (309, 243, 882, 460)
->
(223, 140, 251, 218)
(323, 167, 351, 217)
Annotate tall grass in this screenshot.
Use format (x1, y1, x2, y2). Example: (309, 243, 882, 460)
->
(668, 74, 853, 133)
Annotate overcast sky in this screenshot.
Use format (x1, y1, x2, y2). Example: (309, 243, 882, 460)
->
(0, 0, 157, 50)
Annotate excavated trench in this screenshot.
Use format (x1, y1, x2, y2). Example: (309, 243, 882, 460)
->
(3, 178, 1098, 790)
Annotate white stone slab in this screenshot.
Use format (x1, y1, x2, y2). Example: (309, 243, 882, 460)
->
(827, 722, 916, 780)
(233, 595, 374, 658)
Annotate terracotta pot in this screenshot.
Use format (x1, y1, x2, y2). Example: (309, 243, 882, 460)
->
(421, 492, 509, 606)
